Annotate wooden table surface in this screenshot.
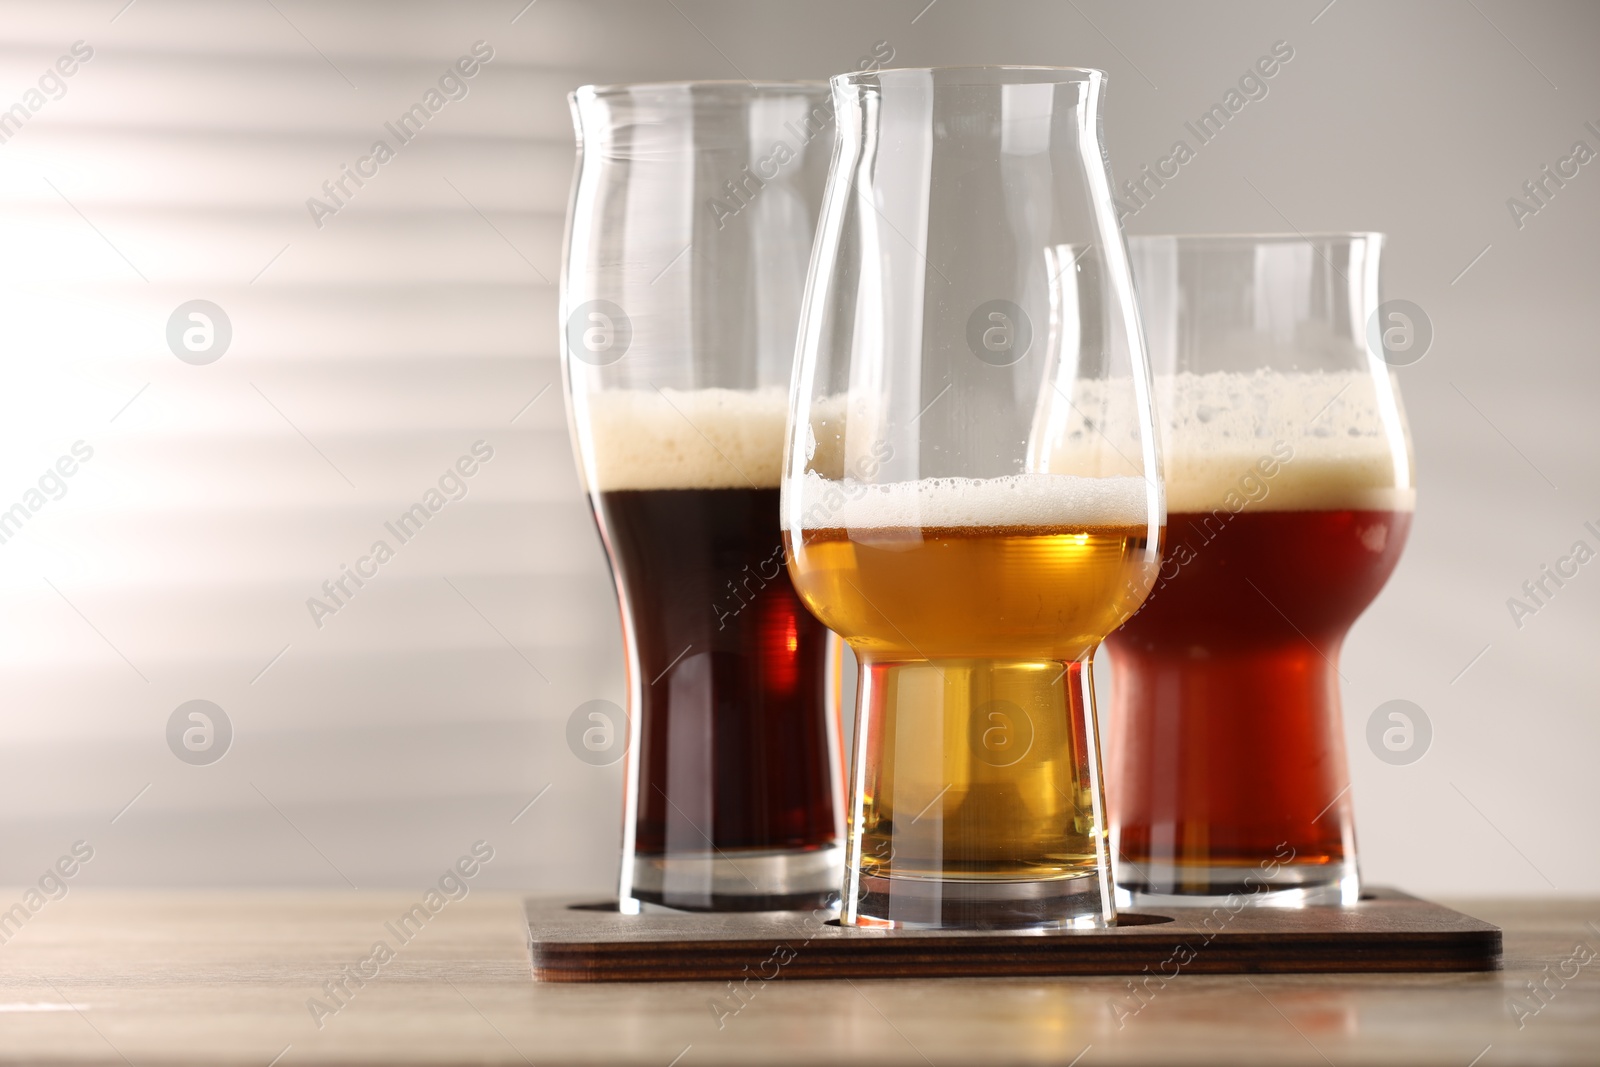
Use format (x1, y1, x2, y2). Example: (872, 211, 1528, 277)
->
(0, 892, 1594, 1066)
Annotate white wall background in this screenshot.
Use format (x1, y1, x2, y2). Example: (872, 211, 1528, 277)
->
(0, 0, 1594, 898)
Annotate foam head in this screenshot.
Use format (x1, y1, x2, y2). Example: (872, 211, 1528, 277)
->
(1156, 369, 1415, 513)
(793, 472, 1152, 531)
(1036, 369, 1415, 513)
(580, 387, 788, 491)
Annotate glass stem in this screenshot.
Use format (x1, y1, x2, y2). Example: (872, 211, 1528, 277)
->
(842, 654, 1114, 928)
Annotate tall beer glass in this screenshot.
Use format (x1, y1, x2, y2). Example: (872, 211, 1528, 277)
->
(1108, 234, 1414, 906)
(784, 67, 1163, 929)
(563, 82, 842, 911)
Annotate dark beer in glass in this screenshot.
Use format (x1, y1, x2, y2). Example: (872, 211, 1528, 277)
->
(564, 83, 841, 910)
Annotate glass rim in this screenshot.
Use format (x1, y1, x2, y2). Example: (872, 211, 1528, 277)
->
(1126, 231, 1385, 244)
(572, 79, 828, 101)
(831, 64, 1106, 88)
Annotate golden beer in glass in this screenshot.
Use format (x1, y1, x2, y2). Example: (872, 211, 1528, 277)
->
(782, 67, 1163, 928)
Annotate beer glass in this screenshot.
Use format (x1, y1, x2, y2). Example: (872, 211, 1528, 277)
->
(783, 67, 1163, 929)
(563, 82, 842, 911)
(1108, 233, 1415, 906)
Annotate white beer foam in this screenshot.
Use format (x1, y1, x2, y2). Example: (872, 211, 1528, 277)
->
(1037, 369, 1415, 514)
(797, 471, 1152, 530)
(1156, 369, 1415, 513)
(582, 387, 788, 491)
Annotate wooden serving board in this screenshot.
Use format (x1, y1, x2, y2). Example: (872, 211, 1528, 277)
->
(524, 889, 1501, 982)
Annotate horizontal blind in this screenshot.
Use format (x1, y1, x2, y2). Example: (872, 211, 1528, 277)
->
(0, 0, 732, 890)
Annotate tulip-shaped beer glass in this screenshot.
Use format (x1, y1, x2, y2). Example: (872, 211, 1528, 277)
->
(563, 82, 842, 912)
(784, 68, 1163, 928)
(1109, 234, 1415, 906)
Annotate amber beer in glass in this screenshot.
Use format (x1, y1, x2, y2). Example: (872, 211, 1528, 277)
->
(563, 82, 842, 911)
(1108, 233, 1415, 905)
(784, 67, 1163, 928)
